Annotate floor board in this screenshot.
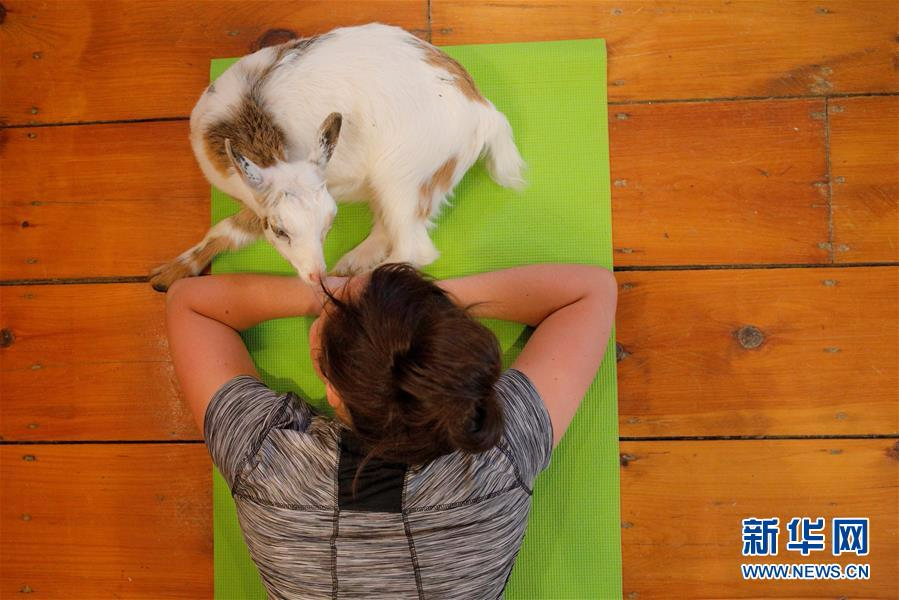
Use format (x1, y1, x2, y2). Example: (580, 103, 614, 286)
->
(3, 441, 894, 598)
(620, 439, 898, 598)
(3, 267, 895, 441)
(431, 1, 898, 101)
(829, 95, 899, 263)
(0, 0, 428, 125)
(610, 98, 829, 265)
(1, 444, 212, 598)
(1, 98, 836, 279)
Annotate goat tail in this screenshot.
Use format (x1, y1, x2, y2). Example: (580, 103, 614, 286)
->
(483, 108, 526, 191)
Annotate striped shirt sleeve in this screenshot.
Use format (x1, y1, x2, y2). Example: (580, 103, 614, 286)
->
(203, 375, 307, 492)
(496, 367, 554, 487)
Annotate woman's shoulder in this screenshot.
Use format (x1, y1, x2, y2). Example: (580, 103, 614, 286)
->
(492, 367, 554, 481)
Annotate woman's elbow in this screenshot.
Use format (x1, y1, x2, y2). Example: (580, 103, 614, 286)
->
(589, 267, 618, 305)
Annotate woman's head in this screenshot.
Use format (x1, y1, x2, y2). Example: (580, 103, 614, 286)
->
(311, 262, 504, 467)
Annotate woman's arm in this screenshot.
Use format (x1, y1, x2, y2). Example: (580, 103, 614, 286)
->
(165, 273, 336, 433)
(436, 263, 606, 327)
(437, 264, 618, 447)
(167, 273, 329, 331)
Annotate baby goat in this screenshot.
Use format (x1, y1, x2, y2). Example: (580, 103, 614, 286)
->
(149, 23, 525, 291)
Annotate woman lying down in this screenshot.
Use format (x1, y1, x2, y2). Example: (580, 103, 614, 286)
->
(164, 261, 617, 599)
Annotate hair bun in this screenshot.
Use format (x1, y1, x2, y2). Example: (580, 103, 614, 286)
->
(467, 404, 485, 433)
(449, 394, 503, 453)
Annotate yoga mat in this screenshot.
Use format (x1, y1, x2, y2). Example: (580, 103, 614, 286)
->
(210, 38, 620, 599)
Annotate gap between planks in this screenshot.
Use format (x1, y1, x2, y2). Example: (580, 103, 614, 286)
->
(3, 262, 898, 287)
(2, 93, 897, 130)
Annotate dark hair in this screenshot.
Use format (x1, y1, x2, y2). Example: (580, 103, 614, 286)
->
(316, 262, 504, 494)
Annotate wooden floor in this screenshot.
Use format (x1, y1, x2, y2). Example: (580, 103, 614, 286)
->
(1, 1, 896, 598)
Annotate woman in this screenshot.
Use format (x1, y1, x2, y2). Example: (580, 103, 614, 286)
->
(165, 261, 617, 599)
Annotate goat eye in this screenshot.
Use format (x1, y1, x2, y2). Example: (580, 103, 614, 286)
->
(273, 227, 289, 239)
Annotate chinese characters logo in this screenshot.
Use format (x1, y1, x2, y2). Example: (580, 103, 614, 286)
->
(742, 517, 869, 556)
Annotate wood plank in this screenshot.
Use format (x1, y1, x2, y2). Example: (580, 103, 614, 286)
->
(0, 122, 210, 280)
(0, 282, 198, 441)
(829, 96, 899, 263)
(432, 1, 898, 101)
(620, 439, 898, 598)
(616, 266, 898, 437)
(3, 267, 895, 441)
(2, 440, 894, 597)
(0, 0, 428, 125)
(0, 444, 212, 598)
(0, 284, 168, 371)
(0, 362, 196, 442)
(1, 98, 831, 280)
(609, 98, 829, 266)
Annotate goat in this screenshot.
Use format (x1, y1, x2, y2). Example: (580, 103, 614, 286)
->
(149, 23, 525, 291)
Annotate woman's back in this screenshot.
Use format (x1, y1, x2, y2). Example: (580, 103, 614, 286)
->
(205, 367, 552, 599)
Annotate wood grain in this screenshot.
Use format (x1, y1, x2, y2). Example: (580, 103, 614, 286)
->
(432, 0, 898, 102)
(829, 96, 899, 263)
(0, 122, 210, 280)
(1, 98, 832, 280)
(620, 439, 898, 599)
(1, 444, 212, 598)
(3, 1, 894, 124)
(3, 441, 894, 597)
(0, 121, 209, 279)
(0, 283, 168, 372)
(609, 98, 829, 265)
(616, 266, 898, 437)
(0, 282, 197, 441)
(0, 361, 196, 442)
(0, 0, 427, 125)
(3, 267, 895, 441)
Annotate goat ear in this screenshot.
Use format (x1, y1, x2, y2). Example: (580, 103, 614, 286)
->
(308, 112, 342, 169)
(225, 139, 268, 191)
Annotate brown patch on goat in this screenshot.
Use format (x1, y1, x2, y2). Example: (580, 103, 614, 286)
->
(287, 34, 331, 55)
(407, 38, 487, 104)
(191, 236, 236, 272)
(255, 33, 333, 91)
(149, 258, 197, 292)
(418, 156, 458, 219)
(317, 112, 342, 164)
(149, 209, 264, 292)
(202, 35, 335, 177)
(204, 96, 287, 176)
(149, 235, 234, 292)
(231, 207, 265, 235)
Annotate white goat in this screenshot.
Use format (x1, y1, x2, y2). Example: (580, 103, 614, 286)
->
(149, 23, 525, 291)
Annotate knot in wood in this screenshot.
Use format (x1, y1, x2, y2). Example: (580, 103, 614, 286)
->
(616, 342, 630, 362)
(887, 441, 899, 462)
(735, 325, 765, 349)
(619, 453, 637, 467)
(0, 328, 14, 348)
(253, 28, 297, 51)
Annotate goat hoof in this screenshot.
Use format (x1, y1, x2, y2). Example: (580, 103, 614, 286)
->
(149, 259, 196, 293)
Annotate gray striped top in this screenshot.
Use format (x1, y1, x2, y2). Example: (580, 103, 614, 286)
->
(204, 367, 553, 599)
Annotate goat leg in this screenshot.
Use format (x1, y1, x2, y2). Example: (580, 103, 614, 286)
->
(149, 208, 264, 292)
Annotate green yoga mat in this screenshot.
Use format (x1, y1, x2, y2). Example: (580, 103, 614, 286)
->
(210, 38, 620, 599)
